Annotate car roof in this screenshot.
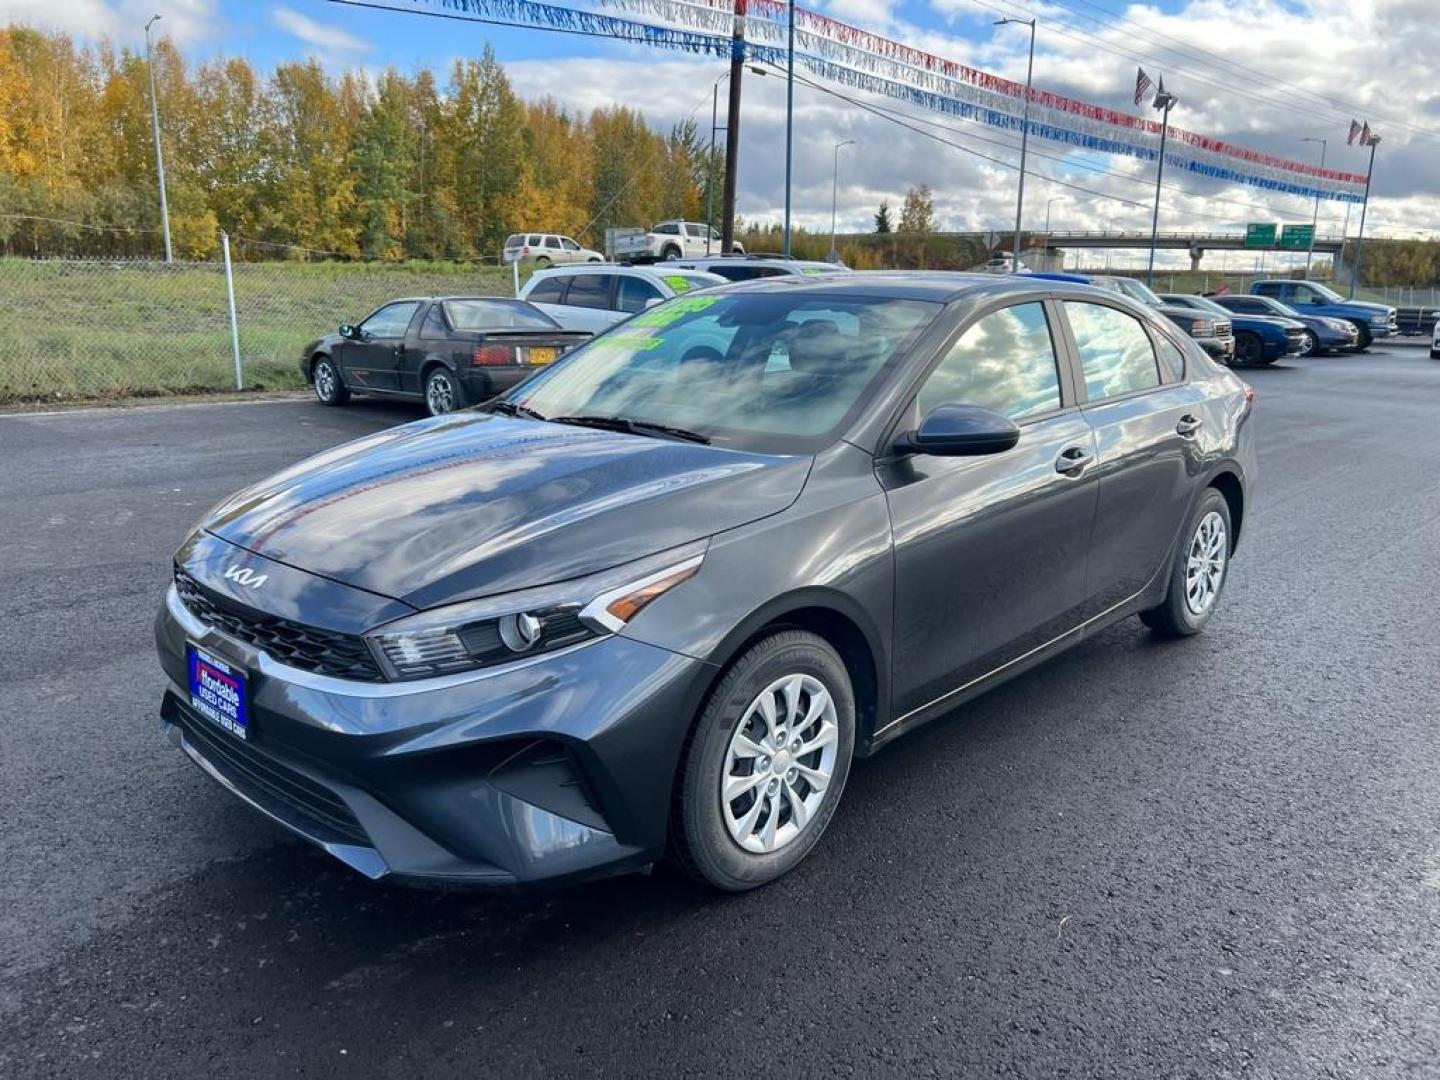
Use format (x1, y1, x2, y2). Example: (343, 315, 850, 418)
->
(709, 270, 1135, 304)
(677, 257, 848, 272)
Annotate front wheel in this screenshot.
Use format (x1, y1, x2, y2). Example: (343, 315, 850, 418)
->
(1351, 323, 1372, 351)
(1299, 330, 1318, 356)
(1140, 488, 1233, 638)
(311, 356, 349, 406)
(672, 630, 855, 891)
(1233, 332, 1264, 367)
(423, 367, 466, 416)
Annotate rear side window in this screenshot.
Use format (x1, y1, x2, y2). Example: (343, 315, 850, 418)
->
(616, 275, 662, 314)
(526, 277, 567, 304)
(419, 305, 449, 339)
(1064, 302, 1161, 401)
(918, 302, 1061, 421)
(563, 274, 612, 309)
(1255, 282, 1281, 297)
(709, 265, 766, 282)
(1153, 332, 1186, 382)
(526, 234, 542, 246)
(654, 222, 679, 235)
(503, 235, 523, 248)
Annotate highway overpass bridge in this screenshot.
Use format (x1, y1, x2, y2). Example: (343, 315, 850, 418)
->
(1034, 230, 1344, 270)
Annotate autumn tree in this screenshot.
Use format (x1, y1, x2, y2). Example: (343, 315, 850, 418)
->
(898, 185, 934, 233)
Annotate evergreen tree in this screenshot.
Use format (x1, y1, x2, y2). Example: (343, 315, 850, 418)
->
(874, 199, 892, 234)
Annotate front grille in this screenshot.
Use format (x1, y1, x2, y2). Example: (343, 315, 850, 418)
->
(175, 703, 369, 846)
(175, 569, 384, 682)
(1214, 320, 1231, 337)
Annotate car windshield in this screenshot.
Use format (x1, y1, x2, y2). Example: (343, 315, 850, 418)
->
(1169, 295, 1229, 316)
(507, 292, 939, 453)
(1115, 279, 1165, 306)
(443, 299, 558, 330)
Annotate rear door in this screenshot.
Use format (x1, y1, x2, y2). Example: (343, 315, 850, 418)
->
(881, 299, 1099, 722)
(1057, 299, 1210, 612)
(553, 273, 625, 332)
(339, 300, 421, 392)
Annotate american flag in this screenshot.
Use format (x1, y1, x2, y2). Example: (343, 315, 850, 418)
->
(1348, 119, 1362, 145)
(1360, 122, 1376, 146)
(1134, 67, 1154, 107)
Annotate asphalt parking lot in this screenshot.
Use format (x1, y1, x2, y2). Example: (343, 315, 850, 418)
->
(3, 345, 1439, 1078)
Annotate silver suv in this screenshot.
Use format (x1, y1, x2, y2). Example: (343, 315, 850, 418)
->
(502, 233, 604, 266)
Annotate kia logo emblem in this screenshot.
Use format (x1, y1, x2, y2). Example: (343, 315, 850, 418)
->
(223, 565, 268, 589)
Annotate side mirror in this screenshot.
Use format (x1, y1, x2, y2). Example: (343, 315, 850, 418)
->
(895, 404, 1020, 457)
(338, 324, 357, 339)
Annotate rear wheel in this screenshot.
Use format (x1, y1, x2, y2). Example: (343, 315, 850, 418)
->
(423, 366, 466, 416)
(1140, 488, 1232, 638)
(672, 630, 855, 891)
(311, 356, 349, 406)
(661, 244, 682, 261)
(534, 255, 551, 268)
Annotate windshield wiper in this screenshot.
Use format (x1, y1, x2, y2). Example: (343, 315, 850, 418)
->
(488, 400, 548, 421)
(547, 414, 710, 445)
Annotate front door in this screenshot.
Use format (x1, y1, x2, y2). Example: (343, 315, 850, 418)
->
(1058, 299, 1208, 611)
(881, 300, 1099, 722)
(340, 300, 420, 393)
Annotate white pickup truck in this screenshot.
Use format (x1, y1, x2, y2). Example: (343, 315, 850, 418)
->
(611, 221, 745, 261)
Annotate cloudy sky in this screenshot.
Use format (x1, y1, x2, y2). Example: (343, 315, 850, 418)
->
(6, 0, 1437, 269)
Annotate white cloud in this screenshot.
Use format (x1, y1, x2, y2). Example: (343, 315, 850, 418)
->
(0, 0, 217, 46)
(269, 5, 371, 58)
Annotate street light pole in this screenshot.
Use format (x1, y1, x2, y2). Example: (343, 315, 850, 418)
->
(783, 0, 795, 258)
(1348, 135, 1380, 299)
(829, 139, 854, 263)
(1146, 84, 1178, 287)
(1301, 136, 1326, 279)
(708, 74, 725, 256)
(144, 14, 173, 263)
(996, 17, 1036, 271)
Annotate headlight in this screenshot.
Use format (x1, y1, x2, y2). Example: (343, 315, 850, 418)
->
(1371, 314, 1389, 324)
(1189, 320, 1214, 337)
(366, 541, 706, 680)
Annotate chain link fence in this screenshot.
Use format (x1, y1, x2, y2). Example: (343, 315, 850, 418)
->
(0, 253, 518, 405)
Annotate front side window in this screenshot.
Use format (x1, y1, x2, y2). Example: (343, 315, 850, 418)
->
(616, 275, 662, 314)
(510, 293, 938, 453)
(917, 303, 1061, 421)
(563, 274, 612, 309)
(1064, 302, 1160, 401)
(561, 237, 580, 251)
(360, 301, 420, 339)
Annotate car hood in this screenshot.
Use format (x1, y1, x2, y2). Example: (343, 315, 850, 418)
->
(1231, 314, 1304, 329)
(202, 414, 811, 610)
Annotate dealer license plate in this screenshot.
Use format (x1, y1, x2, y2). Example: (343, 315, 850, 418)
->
(187, 644, 250, 740)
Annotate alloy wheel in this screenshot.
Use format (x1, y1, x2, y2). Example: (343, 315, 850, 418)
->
(1185, 510, 1228, 616)
(314, 360, 336, 402)
(426, 370, 455, 415)
(722, 673, 839, 854)
(1300, 331, 1317, 356)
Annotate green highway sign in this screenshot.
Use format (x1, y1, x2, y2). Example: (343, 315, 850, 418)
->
(1279, 224, 1315, 250)
(1244, 223, 1278, 248)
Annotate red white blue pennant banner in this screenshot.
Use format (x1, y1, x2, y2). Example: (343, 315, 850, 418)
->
(431, 0, 1366, 202)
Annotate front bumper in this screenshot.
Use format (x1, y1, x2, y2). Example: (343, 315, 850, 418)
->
(156, 584, 712, 888)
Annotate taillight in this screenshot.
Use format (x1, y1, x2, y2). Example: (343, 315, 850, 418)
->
(522, 246, 530, 254)
(473, 345, 514, 366)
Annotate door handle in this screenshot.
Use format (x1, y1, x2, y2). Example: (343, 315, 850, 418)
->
(1054, 446, 1094, 475)
(1176, 414, 1204, 437)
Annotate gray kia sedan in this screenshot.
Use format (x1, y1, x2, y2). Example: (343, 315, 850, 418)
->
(155, 273, 1256, 891)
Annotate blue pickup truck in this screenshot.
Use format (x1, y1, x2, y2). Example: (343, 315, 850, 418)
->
(1249, 280, 1397, 350)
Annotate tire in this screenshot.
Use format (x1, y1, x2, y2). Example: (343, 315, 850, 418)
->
(1430, 349, 1440, 360)
(311, 355, 349, 406)
(671, 630, 856, 891)
(1351, 323, 1371, 351)
(661, 244, 681, 261)
(1299, 330, 1318, 356)
(1233, 332, 1264, 367)
(423, 366, 467, 417)
(534, 255, 551, 268)
(588, 257, 602, 263)
(1139, 488, 1233, 638)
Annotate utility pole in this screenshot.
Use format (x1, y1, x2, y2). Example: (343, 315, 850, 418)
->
(708, 75, 723, 255)
(1348, 134, 1380, 299)
(720, 0, 747, 254)
(144, 14, 173, 263)
(783, 0, 795, 258)
(828, 139, 854, 263)
(1146, 80, 1178, 287)
(996, 17, 1036, 271)
(1301, 136, 1326, 279)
